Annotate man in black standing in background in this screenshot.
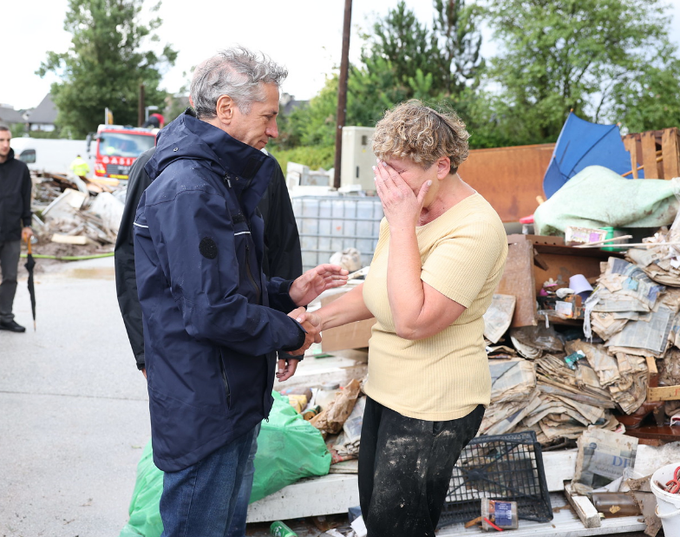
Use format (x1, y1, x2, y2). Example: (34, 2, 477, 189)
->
(0, 125, 33, 333)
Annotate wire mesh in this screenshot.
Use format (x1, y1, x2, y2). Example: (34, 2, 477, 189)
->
(439, 431, 553, 528)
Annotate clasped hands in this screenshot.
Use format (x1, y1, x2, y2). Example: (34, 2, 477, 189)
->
(285, 263, 348, 357)
(286, 307, 321, 357)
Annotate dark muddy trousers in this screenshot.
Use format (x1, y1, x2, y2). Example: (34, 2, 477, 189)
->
(0, 240, 20, 323)
(358, 397, 484, 537)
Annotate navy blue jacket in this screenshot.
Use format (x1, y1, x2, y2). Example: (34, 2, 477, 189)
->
(133, 110, 305, 472)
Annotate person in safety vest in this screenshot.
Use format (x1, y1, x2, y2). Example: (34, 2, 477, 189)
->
(69, 155, 90, 180)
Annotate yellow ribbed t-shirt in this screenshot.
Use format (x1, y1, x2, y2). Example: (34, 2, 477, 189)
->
(362, 192, 508, 421)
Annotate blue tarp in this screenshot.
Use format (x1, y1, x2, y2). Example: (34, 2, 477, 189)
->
(543, 113, 637, 198)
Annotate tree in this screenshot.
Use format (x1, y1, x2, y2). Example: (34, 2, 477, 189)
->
(609, 41, 680, 133)
(482, 0, 673, 144)
(38, 0, 177, 138)
(359, 1, 439, 97)
(280, 1, 488, 150)
(431, 0, 484, 95)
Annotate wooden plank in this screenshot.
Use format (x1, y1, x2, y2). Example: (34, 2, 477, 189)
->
(497, 235, 536, 327)
(246, 473, 360, 523)
(641, 131, 661, 178)
(662, 127, 680, 179)
(648, 384, 680, 401)
(51, 233, 88, 245)
(622, 136, 639, 179)
(564, 483, 601, 528)
(646, 356, 658, 375)
(543, 450, 576, 491)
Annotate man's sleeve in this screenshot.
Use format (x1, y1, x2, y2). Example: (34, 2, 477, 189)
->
(260, 158, 305, 362)
(261, 160, 303, 280)
(21, 164, 32, 228)
(146, 186, 306, 355)
(114, 148, 154, 369)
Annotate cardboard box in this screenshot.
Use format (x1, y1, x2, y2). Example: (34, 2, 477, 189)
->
(318, 286, 376, 352)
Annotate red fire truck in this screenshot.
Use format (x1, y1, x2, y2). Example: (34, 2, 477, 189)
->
(87, 124, 157, 180)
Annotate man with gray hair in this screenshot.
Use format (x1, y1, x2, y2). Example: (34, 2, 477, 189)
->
(133, 47, 347, 536)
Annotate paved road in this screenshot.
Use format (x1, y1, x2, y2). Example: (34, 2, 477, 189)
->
(0, 257, 149, 537)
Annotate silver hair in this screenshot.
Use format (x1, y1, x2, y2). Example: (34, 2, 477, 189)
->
(190, 46, 288, 119)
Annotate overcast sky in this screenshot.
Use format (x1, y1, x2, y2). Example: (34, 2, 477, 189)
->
(3, 0, 680, 111)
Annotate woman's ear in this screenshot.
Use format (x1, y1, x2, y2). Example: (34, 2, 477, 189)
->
(437, 157, 451, 179)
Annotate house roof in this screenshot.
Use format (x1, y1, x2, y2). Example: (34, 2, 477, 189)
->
(26, 94, 58, 124)
(0, 106, 25, 125)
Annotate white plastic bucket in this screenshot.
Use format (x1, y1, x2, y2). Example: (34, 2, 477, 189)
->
(651, 463, 680, 536)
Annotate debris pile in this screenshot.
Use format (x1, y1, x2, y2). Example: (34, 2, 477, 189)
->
(30, 172, 126, 260)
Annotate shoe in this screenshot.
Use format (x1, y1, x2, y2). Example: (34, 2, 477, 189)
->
(0, 320, 26, 333)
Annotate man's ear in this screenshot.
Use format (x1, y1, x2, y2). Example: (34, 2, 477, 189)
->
(215, 95, 235, 124)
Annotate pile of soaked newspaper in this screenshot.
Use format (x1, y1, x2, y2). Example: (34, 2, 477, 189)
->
(480, 229, 680, 446)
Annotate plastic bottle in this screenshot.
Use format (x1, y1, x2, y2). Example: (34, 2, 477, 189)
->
(270, 520, 297, 537)
(592, 493, 640, 517)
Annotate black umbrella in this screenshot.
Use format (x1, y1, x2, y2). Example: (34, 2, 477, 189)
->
(24, 238, 36, 331)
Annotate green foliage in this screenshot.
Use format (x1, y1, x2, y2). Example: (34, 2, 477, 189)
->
(280, 0, 680, 158)
(360, 1, 439, 94)
(610, 42, 680, 133)
(280, 0, 485, 154)
(354, 0, 482, 105)
(24, 129, 63, 139)
(10, 124, 26, 138)
(37, 0, 177, 138)
(431, 0, 484, 94)
(482, 0, 673, 144)
(283, 77, 340, 149)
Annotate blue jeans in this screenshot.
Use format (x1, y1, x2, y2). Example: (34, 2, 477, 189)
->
(227, 422, 260, 537)
(160, 427, 257, 537)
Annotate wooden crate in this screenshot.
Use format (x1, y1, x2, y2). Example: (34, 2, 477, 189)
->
(622, 127, 680, 179)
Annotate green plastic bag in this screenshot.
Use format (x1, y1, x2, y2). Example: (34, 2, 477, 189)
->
(119, 392, 330, 536)
(250, 391, 331, 502)
(119, 441, 163, 537)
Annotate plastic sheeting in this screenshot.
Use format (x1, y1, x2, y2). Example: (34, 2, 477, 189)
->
(534, 166, 680, 236)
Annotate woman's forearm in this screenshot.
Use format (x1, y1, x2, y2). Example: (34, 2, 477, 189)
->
(316, 284, 373, 331)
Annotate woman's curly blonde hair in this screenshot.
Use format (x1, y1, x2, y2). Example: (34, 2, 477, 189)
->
(372, 100, 470, 174)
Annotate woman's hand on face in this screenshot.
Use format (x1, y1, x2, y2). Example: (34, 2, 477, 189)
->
(373, 160, 431, 229)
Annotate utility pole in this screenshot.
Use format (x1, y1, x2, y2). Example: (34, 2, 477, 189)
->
(138, 84, 145, 127)
(333, 0, 353, 190)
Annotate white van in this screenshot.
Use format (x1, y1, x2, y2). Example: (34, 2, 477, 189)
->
(9, 138, 95, 176)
